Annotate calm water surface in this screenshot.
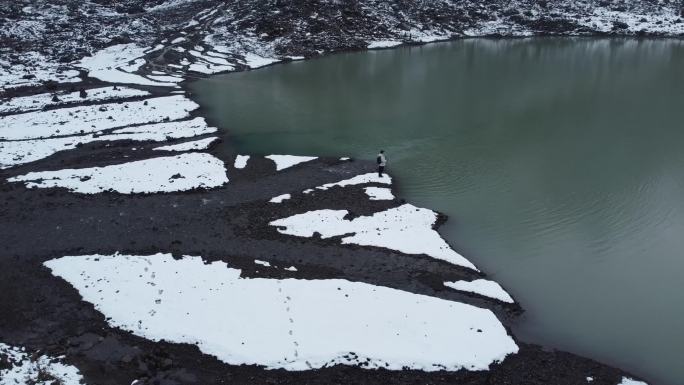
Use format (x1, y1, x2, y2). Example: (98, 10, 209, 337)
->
(191, 38, 684, 385)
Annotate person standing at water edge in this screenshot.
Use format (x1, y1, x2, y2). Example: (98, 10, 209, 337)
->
(377, 150, 387, 177)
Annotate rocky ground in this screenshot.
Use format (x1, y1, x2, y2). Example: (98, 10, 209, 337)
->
(1, 0, 678, 384)
(0, 152, 637, 385)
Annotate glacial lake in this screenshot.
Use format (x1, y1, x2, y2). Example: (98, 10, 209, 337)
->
(191, 38, 684, 385)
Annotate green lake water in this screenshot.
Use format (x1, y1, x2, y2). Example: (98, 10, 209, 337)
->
(190, 38, 684, 385)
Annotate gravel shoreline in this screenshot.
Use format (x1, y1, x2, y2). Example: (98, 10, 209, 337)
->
(2, 1, 673, 384)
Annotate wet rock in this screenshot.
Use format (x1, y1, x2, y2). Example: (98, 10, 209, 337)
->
(612, 21, 629, 29)
(0, 354, 12, 371)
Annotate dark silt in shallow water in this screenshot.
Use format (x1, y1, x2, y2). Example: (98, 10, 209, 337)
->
(190, 38, 684, 385)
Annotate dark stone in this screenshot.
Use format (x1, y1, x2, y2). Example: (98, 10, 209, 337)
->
(612, 21, 629, 29)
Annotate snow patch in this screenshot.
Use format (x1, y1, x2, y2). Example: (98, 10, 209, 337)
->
(0, 95, 199, 140)
(368, 40, 402, 49)
(0, 86, 150, 115)
(190, 50, 234, 68)
(444, 280, 514, 304)
(78, 44, 179, 87)
(269, 194, 291, 203)
(1, 136, 90, 169)
(306, 172, 391, 193)
(254, 259, 271, 267)
(103, 117, 217, 141)
(146, 74, 183, 82)
(188, 63, 235, 75)
(407, 29, 451, 43)
(579, 9, 684, 34)
(0, 52, 80, 91)
(44, 254, 517, 371)
(271, 204, 478, 270)
(618, 378, 648, 385)
(265, 155, 317, 171)
(147, 0, 201, 12)
(0, 342, 84, 385)
(0, 117, 217, 169)
(9, 153, 228, 194)
(242, 53, 280, 69)
(364, 187, 394, 200)
(233, 155, 249, 169)
(153, 137, 218, 152)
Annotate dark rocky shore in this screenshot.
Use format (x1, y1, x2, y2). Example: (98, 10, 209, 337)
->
(0, 143, 636, 385)
(2, 1, 677, 384)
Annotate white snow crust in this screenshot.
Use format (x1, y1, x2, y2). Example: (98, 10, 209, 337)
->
(364, 187, 394, 200)
(44, 253, 517, 371)
(444, 279, 514, 303)
(271, 204, 477, 270)
(8, 153, 228, 194)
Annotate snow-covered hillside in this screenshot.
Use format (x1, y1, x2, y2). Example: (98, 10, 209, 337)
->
(2, 0, 683, 92)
